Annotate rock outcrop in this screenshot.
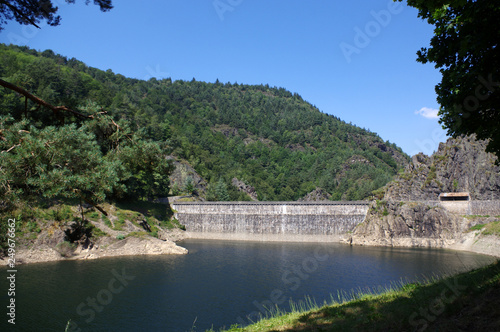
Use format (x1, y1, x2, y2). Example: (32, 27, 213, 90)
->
(0, 202, 189, 266)
(348, 135, 500, 254)
(6, 236, 188, 265)
(384, 135, 500, 201)
(168, 157, 208, 196)
(231, 177, 258, 201)
(299, 188, 332, 201)
(348, 200, 466, 248)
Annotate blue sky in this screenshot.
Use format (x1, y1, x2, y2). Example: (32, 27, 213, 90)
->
(0, 0, 448, 156)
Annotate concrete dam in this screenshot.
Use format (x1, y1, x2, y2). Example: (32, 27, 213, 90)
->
(172, 201, 370, 242)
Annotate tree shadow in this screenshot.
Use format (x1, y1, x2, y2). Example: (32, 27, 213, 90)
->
(274, 261, 500, 332)
(64, 218, 93, 249)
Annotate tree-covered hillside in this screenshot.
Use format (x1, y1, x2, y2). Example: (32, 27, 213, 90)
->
(0, 43, 409, 201)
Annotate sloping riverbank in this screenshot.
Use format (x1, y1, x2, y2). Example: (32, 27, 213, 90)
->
(0, 233, 188, 266)
(0, 201, 189, 266)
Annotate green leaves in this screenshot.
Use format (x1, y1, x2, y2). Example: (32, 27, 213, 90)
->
(404, 0, 500, 156)
(0, 117, 119, 205)
(110, 138, 174, 200)
(0, 107, 173, 209)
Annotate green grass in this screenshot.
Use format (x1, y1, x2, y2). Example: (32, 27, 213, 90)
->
(126, 231, 149, 238)
(468, 220, 500, 236)
(483, 220, 500, 236)
(103, 215, 112, 228)
(465, 215, 491, 219)
(86, 211, 100, 220)
(213, 261, 500, 332)
(470, 224, 486, 231)
(112, 200, 182, 232)
(86, 222, 107, 238)
(115, 199, 174, 223)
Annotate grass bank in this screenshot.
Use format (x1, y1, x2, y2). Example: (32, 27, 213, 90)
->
(214, 261, 500, 331)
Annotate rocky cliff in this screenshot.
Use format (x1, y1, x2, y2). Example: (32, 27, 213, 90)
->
(383, 135, 500, 201)
(231, 178, 258, 201)
(168, 157, 208, 197)
(348, 135, 500, 254)
(349, 200, 466, 248)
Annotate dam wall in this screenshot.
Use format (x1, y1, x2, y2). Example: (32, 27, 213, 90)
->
(172, 201, 369, 242)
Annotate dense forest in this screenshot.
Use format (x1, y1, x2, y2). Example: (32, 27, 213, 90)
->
(0, 43, 409, 204)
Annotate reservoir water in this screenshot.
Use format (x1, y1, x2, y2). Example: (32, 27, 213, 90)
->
(1, 239, 496, 331)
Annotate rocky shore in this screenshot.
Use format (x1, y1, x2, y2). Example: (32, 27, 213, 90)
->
(1, 233, 188, 266)
(344, 135, 500, 258)
(1, 234, 188, 266)
(0, 212, 190, 266)
(343, 200, 500, 258)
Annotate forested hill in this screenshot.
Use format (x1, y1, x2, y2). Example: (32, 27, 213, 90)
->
(0, 43, 409, 201)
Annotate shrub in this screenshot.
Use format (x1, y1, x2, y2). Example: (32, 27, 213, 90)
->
(27, 221, 41, 233)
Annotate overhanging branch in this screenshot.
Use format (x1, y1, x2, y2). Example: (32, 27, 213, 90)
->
(0, 78, 92, 120)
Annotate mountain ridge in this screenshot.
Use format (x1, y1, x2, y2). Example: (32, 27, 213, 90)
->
(0, 43, 409, 201)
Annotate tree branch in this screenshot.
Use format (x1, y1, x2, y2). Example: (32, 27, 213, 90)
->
(74, 189, 108, 216)
(2, 144, 20, 154)
(0, 78, 91, 120)
(0, 0, 41, 29)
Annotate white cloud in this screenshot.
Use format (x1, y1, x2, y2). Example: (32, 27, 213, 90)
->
(415, 107, 439, 119)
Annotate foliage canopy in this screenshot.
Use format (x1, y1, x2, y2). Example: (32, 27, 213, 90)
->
(399, 0, 500, 155)
(0, 0, 112, 31)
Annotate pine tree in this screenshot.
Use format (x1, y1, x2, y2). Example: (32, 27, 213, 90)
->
(215, 178, 230, 201)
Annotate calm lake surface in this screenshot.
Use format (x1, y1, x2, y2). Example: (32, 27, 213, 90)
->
(1, 239, 496, 332)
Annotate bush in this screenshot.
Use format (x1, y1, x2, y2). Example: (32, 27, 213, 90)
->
(27, 221, 41, 233)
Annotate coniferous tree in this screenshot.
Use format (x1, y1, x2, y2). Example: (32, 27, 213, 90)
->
(215, 178, 230, 201)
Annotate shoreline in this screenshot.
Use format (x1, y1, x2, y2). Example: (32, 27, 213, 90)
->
(0, 232, 189, 266)
(3, 230, 499, 267)
(346, 229, 500, 259)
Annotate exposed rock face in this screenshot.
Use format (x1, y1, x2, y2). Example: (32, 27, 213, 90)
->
(231, 177, 258, 201)
(299, 188, 332, 201)
(168, 157, 207, 196)
(7, 236, 188, 265)
(349, 135, 500, 252)
(77, 236, 188, 259)
(0, 208, 189, 266)
(384, 135, 500, 201)
(349, 201, 466, 248)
